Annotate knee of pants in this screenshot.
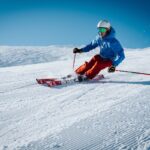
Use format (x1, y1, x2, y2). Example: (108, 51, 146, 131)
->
(75, 61, 88, 74)
(93, 55, 101, 61)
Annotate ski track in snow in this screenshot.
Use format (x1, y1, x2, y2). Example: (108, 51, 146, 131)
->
(0, 46, 150, 150)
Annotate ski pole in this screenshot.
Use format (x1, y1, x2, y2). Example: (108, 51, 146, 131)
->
(73, 53, 76, 71)
(116, 69, 150, 76)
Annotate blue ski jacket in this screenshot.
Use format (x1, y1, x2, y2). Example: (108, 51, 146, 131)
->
(81, 27, 125, 66)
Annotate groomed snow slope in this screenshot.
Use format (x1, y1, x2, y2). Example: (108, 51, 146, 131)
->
(0, 46, 150, 150)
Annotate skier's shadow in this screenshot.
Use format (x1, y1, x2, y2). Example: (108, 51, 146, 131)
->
(52, 80, 150, 89)
(97, 80, 150, 85)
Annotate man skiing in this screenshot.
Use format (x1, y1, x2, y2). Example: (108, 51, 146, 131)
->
(36, 20, 125, 87)
(73, 20, 125, 82)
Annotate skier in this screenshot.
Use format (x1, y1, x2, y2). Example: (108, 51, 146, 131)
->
(73, 20, 125, 82)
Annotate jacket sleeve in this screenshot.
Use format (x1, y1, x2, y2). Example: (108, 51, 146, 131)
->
(81, 37, 99, 52)
(113, 50, 125, 66)
(112, 41, 125, 67)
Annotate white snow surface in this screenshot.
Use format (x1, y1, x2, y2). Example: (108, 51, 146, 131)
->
(0, 46, 150, 150)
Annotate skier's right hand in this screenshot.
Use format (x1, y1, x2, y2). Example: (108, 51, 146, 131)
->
(73, 48, 82, 53)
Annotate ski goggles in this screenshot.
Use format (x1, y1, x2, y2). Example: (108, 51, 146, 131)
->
(98, 27, 107, 33)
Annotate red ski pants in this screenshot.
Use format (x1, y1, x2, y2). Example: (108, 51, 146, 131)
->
(75, 55, 112, 79)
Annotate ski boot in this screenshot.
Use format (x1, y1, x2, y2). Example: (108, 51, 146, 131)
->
(77, 75, 89, 82)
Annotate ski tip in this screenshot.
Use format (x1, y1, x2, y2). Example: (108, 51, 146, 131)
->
(36, 79, 40, 84)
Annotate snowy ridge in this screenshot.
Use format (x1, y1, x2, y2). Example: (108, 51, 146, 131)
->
(0, 46, 150, 150)
(0, 46, 74, 67)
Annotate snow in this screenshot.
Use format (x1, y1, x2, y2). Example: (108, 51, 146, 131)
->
(0, 46, 150, 150)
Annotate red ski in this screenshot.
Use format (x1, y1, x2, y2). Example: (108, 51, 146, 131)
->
(36, 74, 104, 87)
(36, 78, 56, 84)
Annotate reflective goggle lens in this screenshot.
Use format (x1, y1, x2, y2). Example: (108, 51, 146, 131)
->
(98, 28, 107, 33)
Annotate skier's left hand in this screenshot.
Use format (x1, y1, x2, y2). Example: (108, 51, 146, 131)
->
(108, 66, 116, 73)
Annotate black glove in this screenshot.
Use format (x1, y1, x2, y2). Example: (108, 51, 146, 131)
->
(108, 66, 116, 73)
(73, 48, 82, 53)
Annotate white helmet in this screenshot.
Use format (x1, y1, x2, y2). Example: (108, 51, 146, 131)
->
(97, 20, 111, 29)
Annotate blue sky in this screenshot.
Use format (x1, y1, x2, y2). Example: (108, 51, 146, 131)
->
(0, 0, 150, 48)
